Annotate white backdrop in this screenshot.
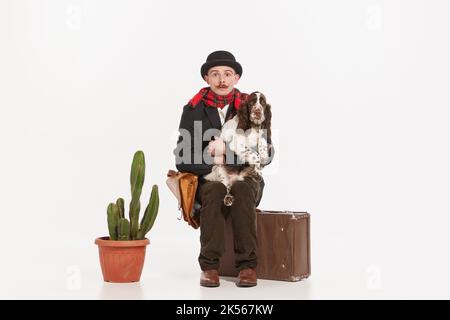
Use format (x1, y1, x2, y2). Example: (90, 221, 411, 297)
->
(1, 0, 449, 299)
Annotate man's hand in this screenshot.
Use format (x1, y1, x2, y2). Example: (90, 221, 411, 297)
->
(207, 136, 226, 157)
(213, 155, 225, 165)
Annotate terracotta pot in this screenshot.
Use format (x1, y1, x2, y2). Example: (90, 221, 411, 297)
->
(95, 236, 150, 283)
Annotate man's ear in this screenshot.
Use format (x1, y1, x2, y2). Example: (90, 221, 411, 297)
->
(203, 75, 209, 83)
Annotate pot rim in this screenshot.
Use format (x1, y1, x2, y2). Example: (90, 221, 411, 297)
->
(95, 236, 150, 247)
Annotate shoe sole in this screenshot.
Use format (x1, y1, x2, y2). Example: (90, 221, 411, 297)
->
(200, 282, 220, 288)
(236, 282, 257, 288)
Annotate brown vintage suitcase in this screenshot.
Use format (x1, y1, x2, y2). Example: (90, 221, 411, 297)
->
(219, 209, 311, 282)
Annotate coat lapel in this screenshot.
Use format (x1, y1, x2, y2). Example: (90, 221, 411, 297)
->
(225, 104, 237, 122)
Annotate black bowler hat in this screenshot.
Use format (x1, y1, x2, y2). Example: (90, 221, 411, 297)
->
(201, 50, 243, 79)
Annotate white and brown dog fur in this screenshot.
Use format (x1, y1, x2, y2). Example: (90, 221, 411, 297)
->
(205, 91, 272, 206)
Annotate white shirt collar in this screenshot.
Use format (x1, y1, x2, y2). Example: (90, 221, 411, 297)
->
(218, 104, 229, 125)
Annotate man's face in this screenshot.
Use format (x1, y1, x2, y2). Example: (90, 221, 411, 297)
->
(203, 66, 240, 96)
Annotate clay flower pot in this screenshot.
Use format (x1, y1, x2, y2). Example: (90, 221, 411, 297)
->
(95, 236, 150, 283)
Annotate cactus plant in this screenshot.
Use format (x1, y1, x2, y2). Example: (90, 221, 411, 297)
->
(106, 151, 159, 241)
(116, 198, 125, 219)
(118, 218, 130, 240)
(107, 203, 120, 240)
(137, 185, 159, 240)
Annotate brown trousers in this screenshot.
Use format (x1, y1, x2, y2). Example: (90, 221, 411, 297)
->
(196, 177, 263, 271)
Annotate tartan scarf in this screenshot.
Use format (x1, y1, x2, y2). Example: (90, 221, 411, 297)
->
(188, 87, 248, 110)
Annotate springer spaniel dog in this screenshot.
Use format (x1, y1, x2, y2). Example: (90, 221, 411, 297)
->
(205, 91, 272, 206)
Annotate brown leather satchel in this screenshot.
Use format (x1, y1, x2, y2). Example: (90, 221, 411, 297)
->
(166, 170, 200, 229)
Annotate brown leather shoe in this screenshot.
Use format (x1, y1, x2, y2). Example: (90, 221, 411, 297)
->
(200, 270, 220, 287)
(237, 268, 257, 287)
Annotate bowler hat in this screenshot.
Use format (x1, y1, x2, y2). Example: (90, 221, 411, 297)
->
(201, 50, 243, 78)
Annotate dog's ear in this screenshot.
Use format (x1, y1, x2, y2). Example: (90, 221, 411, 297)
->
(237, 100, 251, 131)
(262, 103, 272, 141)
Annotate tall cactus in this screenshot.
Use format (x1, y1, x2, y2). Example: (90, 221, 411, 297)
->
(106, 150, 159, 241)
(137, 185, 159, 240)
(129, 151, 145, 240)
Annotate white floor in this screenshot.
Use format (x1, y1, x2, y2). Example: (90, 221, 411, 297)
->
(2, 216, 449, 300)
(2, 258, 446, 300)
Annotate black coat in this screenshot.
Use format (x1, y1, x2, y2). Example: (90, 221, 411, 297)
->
(174, 99, 274, 201)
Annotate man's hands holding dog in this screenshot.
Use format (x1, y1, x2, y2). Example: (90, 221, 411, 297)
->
(208, 137, 226, 156)
(208, 137, 225, 165)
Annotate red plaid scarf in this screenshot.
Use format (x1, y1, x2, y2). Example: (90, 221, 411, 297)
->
(188, 87, 248, 110)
